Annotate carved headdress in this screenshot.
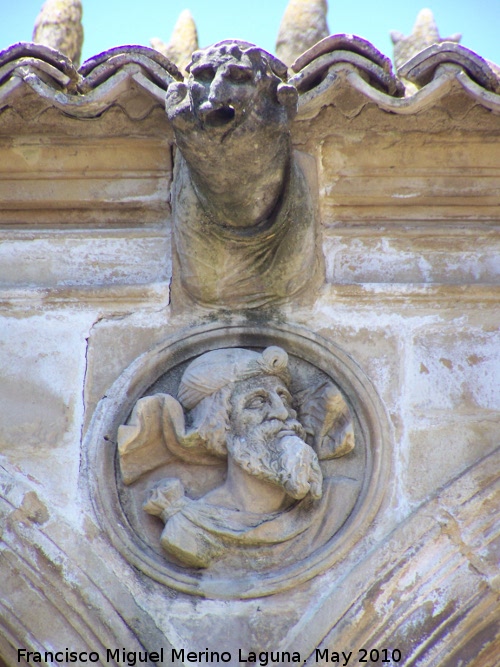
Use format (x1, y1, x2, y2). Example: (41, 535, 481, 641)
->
(178, 346, 291, 410)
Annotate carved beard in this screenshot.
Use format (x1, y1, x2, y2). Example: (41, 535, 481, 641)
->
(227, 419, 323, 501)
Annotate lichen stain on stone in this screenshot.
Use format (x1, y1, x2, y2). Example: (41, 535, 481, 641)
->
(363, 557, 412, 616)
(413, 599, 459, 647)
(467, 353, 485, 366)
(11, 490, 49, 526)
(11, 143, 43, 167)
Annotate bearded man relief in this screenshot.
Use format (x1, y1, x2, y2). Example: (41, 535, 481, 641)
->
(166, 40, 322, 308)
(118, 347, 358, 569)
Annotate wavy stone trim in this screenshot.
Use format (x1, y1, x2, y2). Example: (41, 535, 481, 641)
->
(295, 61, 500, 119)
(290, 33, 405, 96)
(0, 38, 498, 120)
(398, 42, 500, 92)
(0, 42, 181, 118)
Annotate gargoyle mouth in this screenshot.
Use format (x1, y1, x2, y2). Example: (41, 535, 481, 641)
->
(203, 105, 236, 127)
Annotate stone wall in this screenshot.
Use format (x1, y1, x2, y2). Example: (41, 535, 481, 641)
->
(0, 41, 499, 666)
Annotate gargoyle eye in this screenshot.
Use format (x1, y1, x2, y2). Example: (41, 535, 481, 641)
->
(194, 66, 215, 82)
(228, 66, 253, 83)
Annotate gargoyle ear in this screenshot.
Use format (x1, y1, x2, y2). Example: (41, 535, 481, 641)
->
(165, 82, 190, 125)
(244, 46, 288, 80)
(185, 50, 201, 73)
(165, 81, 188, 104)
(276, 82, 298, 119)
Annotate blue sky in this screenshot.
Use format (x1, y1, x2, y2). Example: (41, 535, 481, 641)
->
(1, 0, 499, 67)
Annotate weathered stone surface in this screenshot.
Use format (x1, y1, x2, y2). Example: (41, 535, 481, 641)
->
(0, 312, 92, 511)
(298, 108, 500, 233)
(82, 310, 174, 435)
(32, 0, 84, 67)
(0, 129, 173, 231)
(276, 0, 329, 67)
(150, 9, 199, 73)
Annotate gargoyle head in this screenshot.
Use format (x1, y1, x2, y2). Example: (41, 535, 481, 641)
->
(166, 40, 298, 139)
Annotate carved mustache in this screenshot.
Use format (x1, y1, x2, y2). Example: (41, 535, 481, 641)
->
(256, 418, 307, 443)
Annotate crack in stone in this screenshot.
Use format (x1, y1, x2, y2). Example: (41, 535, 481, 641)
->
(79, 315, 106, 457)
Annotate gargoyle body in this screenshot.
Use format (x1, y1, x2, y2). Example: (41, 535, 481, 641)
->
(166, 40, 321, 308)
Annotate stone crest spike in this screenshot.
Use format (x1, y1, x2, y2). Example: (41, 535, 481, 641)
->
(150, 9, 199, 73)
(32, 0, 84, 67)
(390, 7, 461, 70)
(276, 0, 330, 67)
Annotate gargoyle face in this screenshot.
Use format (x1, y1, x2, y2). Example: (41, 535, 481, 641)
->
(180, 42, 297, 137)
(188, 50, 258, 130)
(165, 41, 298, 157)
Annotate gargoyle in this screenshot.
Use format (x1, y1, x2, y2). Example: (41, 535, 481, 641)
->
(165, 40, 322, 309)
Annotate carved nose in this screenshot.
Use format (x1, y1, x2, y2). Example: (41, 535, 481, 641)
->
(208, 74, 231, 105)
(267, 393, 289, 421)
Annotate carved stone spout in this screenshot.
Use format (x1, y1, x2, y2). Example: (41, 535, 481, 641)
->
(166, 40, 322, 308)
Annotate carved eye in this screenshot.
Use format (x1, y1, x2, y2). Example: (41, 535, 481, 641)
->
(194, 66, 215, 82)
(279, 390, 289, 402)
(277, 390, 292, 407)
(245, 394, 267, 409)
(228, 66, 252, 83)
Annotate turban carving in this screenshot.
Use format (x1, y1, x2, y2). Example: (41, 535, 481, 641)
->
(178, 346, 290, 410)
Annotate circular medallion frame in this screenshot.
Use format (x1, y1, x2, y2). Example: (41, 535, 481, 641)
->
(85, 322, 391, 598)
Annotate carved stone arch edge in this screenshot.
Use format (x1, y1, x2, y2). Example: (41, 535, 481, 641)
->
(84, 322, 392, 599)
(0, 466, 172, 666)
(299, 447, 500, 666)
